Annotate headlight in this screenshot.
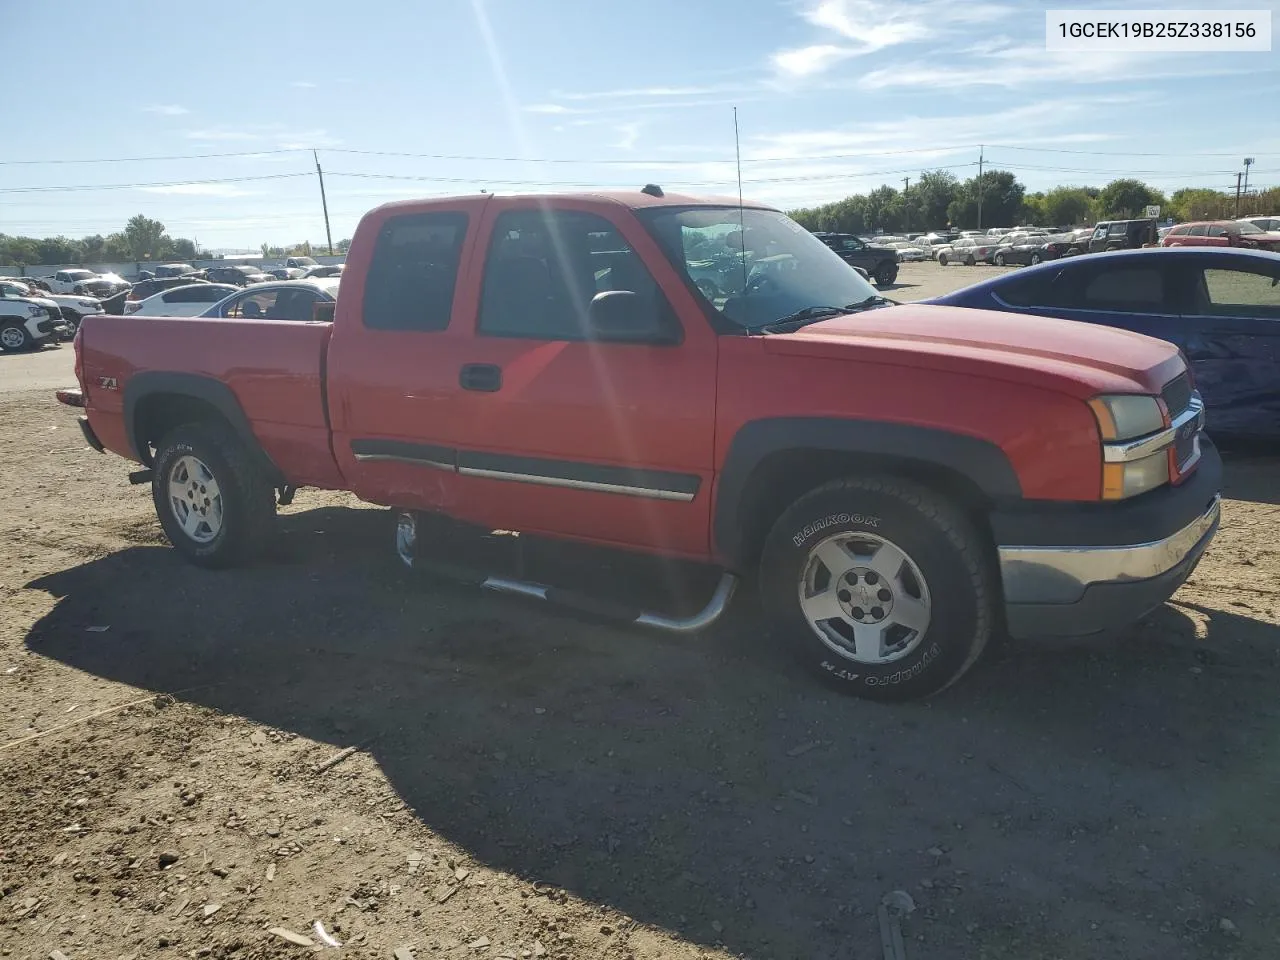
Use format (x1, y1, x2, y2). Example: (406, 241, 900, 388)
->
(1088, 395, 1165, 441)
(26, 303, 43, 316)
(1102, 452, 1169, 500)
(1089, 394, 1172, 500)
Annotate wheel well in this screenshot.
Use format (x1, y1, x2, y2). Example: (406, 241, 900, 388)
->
(133, 393, 232, 465)
(732, 449, 993, 569)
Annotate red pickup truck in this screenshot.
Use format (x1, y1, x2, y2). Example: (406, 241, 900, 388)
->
(59, 188, 1222, 701)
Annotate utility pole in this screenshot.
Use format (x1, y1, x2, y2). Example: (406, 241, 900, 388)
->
(976, 145, 984, 231)
(902, 176, 909, 231)
(1242, 157, 1255, 206)
(314, 149, 334, 256)
(1235, 171, 1243, 217)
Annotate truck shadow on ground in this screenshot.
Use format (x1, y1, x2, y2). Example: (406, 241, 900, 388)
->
(23, 505, 1280, 959)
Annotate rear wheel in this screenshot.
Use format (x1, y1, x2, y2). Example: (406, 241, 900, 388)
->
(1029, 252, 1042, 265)
(873, 263, 898, 286)
(151, 421, 276, 568)
(759, 476, 994, 701)
(0, 322, 32, 352)
(993, 252, 1006, 266)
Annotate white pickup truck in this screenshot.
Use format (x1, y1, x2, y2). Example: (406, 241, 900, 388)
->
(0, 279, 101, 332)
(44, 269, 130, 298)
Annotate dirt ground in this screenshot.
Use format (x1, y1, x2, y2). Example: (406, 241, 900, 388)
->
(2, 266, 1279, 960)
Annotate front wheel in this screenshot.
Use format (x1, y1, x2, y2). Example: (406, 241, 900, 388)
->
(1029, 252, 1042, 265)
(151, 422, 277, 568)
(873, 263, 897, 286)
(0, 322, 33, 352)
(993, 253, 1006, 266)
(937, 253, 948, 266)
(759, 476, 994, 701)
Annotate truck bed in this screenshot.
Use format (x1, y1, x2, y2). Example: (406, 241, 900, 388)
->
(78, 315, 344, 489)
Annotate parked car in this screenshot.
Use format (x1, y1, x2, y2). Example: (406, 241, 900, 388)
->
(1086, 218, 1159, 253)
(1162, 220, 1280, 252)
(153, 263, 197, 278)
(285, 256, 319, 271)
(929, 247, 1280, 440)
(985, 227, 1013, 238)
(990, 234, 1045, 266)
(58, 189, 1220, 702)
(125, 283, 240, 317)
(268, 268, 307, 281)
(937, 237, 997, 266)
(812, 232, 899, 285)
(206, 264, 274, 287)
(885, 241, 926, 263)
(303, 264, 344, 279)
(912, 235, 951, 259)
(127, 276, 213, 304)
(197, 279, 340, 320)
(1239, 216, 1280, 232)
(0, 279, 101, 332)
(0, 293, 68, 351)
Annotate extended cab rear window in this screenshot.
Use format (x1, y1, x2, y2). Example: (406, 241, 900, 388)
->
(363, 212, 468, 331)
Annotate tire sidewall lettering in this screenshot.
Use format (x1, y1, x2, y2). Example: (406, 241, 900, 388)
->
(792, 513, 881, 547)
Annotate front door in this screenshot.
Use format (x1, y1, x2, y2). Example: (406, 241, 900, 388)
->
(1173, 256, 1280, 439)
(446, 200, 718, 559)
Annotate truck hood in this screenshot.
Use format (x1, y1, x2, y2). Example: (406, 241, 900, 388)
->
(765, 303, 1183, 397)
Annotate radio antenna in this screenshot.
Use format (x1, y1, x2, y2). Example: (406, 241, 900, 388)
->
(734, 107, 748, 294)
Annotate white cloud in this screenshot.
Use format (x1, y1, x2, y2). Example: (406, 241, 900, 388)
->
(558, 83, 743, 101)
(525, 103, 574, 114)
(187, 129, 258, 141)
(143, 104, 189, 116)
(773, 44, 859, 78)
(772, 0, 1009, 78)
(290, 81, 317, 89)
(613, 122, 641, 151)
(138, 183, 258, 197)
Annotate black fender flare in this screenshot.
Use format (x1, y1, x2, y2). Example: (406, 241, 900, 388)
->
(713, 417, 1022, 567)
(123, 371, 281, 481)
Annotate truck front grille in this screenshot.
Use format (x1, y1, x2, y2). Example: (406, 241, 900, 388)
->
(1161, 373, 1192, 420)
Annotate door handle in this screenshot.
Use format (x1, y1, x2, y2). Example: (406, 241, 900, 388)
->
(460, 363, 502, 392)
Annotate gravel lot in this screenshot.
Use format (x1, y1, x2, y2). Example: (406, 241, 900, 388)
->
(2, 263, 1278, 959)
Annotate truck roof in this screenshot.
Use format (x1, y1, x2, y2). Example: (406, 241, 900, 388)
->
(368, 189, 775, 216)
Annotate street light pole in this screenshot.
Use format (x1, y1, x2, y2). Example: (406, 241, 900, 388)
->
(314, 149, 335, 256)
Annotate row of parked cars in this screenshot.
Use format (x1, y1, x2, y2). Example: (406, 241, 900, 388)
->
(821, 215, 1280, 278)
(0, 259, 345, 351)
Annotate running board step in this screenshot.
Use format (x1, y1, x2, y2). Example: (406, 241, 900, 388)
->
(395, 511, 737, 634)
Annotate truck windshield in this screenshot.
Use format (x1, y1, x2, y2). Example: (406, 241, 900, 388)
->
(642, 207, 878, 330)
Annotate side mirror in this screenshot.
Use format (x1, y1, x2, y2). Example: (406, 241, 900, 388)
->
(587, 290, 671, 342)
(313, 301, 336, 323)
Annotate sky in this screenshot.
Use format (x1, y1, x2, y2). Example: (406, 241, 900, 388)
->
(2, 0, 1277, 250)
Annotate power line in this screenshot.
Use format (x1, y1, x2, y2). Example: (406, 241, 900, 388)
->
(0, 148, 306, 166)
(986, 144, 1273, 158)
(0, 172, 312, 195)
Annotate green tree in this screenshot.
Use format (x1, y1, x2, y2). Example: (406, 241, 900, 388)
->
(36, 236, 83, 265)
(910, 169, 960, 230)
(80, 235, 107, 263)
(864, 185, 903, 232)
(1168, 187, 1228, 221)
(1098, 179, 1165, 219)
(1039, 186, 1097, 226)
(170, 237, 198, 260)
(0, 235, 41, 266)
(103, 233, 132, 261)
(123, 215, 171, 260)
(947, 170, 1026, 229)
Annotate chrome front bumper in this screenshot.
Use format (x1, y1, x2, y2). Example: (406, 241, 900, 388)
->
(1000, 494, 1220, 606)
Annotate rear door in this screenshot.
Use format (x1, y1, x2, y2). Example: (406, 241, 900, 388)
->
(1205, 224, 1231, 248)
(1170, 254, 1280, 439)
(1012, 257, 1185, 344)
(444, 199, 718, 558)
(325, 200, 485, 512)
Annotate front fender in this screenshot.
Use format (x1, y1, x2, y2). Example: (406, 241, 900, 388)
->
(713, 417, 1022, 567)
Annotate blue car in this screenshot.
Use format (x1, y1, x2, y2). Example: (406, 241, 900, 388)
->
(929, 248, 1280, 441)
